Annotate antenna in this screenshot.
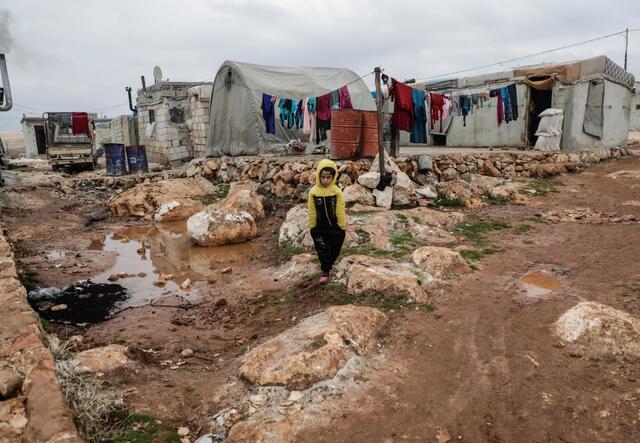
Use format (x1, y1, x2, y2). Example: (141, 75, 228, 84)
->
(153, 66, 163, 84)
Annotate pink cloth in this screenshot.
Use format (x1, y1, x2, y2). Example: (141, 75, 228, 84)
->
(339, 86, 353, 109)
(441, 97, 452, 120)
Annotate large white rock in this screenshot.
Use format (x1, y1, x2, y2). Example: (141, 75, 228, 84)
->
(273, 253, 320, 281)
(337, 255, 433, 302)
(373, 185, 393, 209)
(187, 208, 257, 246)
(278, 205, 314, 249)
(238, 305, 387, 390)
(343, 183, 375, 206)
(69, 344, 128, 374)
(370, 152, 401, 174)
(357, 171, 381, 189)
(554, 302, 640, 357)
(392, 171, 416, 206)
(411, 246, 470, 279)
(216, 181, 265, 220)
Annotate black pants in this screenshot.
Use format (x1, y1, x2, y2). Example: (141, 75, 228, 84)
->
(310, 228, 345, 274)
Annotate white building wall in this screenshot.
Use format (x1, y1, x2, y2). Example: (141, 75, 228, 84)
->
(630, 86, 640, 131)
(445, 84, 528, 147)
(21, 122, 41, 158)
(553, 79, 632, 151)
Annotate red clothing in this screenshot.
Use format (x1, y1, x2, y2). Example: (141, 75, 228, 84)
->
(497, 94, 504, 125)
(316, 93, 332, 121)
(339, 86, 353, 109)
(389, 78, 414, 131)
(429, 93, 445, 131)
(72, 112, 90, 136)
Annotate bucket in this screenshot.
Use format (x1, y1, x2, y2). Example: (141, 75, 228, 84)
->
(104, 143, 126, 176)
(330, 109, 363, 160)
(361, 111, 380, 158)
(418, 154, 433, 172)
(126, 145, 149, 174)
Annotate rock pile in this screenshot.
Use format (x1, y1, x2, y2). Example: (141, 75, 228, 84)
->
(536, 208, 637, 224)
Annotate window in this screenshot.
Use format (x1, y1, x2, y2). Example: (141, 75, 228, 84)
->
(636, 104, 640, 110)
(149, 109, 155, 123)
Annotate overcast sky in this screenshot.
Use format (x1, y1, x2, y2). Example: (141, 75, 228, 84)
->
(0, 0, 638, 131)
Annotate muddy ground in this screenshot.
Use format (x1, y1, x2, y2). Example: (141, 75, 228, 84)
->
(1, 154, 640, 442)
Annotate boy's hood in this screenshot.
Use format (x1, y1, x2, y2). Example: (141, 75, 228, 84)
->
(315, 159, 339, 187)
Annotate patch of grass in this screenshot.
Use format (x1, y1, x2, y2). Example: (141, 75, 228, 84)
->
(279, 242, 305, 258)
(411, 216, 421, 223)
(522, 177, 561, 196)
(435, 197, 465, 208)
(482, 194, 509, 205)
(40, 318, 51, 329)
(459, 249, 484, 261)
(321, 284, 434, 313)
(389, 230, 414, 246)
(119, 378, 133, 386)
(453, 218, 510, 247)
(305, 334, 328, 352)
(106, 412, 180, 443)
(514, 224, 534, 235)
(525, 216, 548, 224)
(395, 213, 408, 224)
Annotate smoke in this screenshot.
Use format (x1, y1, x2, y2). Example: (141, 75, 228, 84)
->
(0, 9, 16, 53)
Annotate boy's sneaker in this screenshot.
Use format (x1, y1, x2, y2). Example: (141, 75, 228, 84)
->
(319, 274, 330, 284)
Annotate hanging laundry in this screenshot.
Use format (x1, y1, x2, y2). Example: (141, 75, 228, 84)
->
(317, 119, 330, 142)
(501, 88, 513, 123)
(316, 93, 331, 122)
(410, 88, 427, 143)
(330, 89, 341, 110)
(339, 86, 353, 109)
(290, 99, 301, 129)
(261, 93, 276, 134)
(460, 96, 471, 127)
(441, 96, 452, 120)
(72, 112, 90, 136)
(389, 78, 414, 132)
(278, 99, 287, 127)
(507, 84, 518, 121)
(496, 92, 504, 125)
(302, 98, 311, 134)
(307, 97, 318, 143)
(430, 93, 445, 132)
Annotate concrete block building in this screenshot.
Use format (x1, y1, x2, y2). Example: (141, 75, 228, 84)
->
(20, 116, 47, 158)
(630, 82, 640, 131)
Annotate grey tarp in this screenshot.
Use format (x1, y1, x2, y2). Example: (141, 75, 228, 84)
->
(583, 78, 605, 139)
(206, 61, 376, 157)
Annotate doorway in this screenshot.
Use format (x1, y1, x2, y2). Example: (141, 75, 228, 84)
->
(34, 125, 47, 155)
(527, 85, 552, 146)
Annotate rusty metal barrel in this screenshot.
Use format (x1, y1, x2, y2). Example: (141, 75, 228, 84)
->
(330, 109, 363, 160)
(360, 111, 380, 158)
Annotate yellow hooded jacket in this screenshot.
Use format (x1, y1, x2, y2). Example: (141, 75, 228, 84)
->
(307, 159, 346, 230)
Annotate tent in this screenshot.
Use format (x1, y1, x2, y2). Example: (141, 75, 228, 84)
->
(206, 60, 377, 156)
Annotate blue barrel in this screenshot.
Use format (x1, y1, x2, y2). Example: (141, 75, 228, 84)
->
(104, 143, 126, 176)
(126, 145, 149, 174)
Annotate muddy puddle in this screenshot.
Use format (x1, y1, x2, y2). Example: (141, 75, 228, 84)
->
(28, 281, 127, 324)
(89, 221, 263, 309)
(521, 271, 562, 298)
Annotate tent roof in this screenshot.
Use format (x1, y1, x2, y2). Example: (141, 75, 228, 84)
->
(217, 60, 376, 110)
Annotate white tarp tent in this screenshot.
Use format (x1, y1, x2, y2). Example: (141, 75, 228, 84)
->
(206, 60, 376, 157)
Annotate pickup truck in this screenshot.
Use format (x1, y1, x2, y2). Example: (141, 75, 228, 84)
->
(44, 112, 97, 171)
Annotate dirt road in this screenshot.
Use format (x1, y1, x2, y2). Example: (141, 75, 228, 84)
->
(1, 155, 639, 442)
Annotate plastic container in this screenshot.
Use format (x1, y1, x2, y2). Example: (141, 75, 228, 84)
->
(104, 143, 126, 176)
(126, 145, 149, 174)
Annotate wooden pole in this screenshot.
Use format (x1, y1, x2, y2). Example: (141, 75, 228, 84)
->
(374, 67, 385, 174)
(624, 28, 629, 70)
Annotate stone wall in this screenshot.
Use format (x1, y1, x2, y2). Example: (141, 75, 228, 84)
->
(188, 85, 213, 159)
(0, 230, 81, 442)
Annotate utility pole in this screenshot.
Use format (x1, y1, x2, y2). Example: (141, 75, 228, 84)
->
(624, 28, 629, 70)
(374, 67, 385, 174)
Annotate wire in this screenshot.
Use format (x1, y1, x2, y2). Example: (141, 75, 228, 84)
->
(413, 29, 631, 82)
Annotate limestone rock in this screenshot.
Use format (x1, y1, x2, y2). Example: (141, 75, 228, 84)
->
(373, 185, 393, 209)
(108, 177, 216, 219)
(436, 180, 473, 205)
(0, 368, 23, 399)
(69, 344, 128, 374)
(278, 205, 314, 250)
(273, 254, 320, 281)
(411, 246, 470, 279)
(154, 199, 204, 222)
(238, 305, 387, 390)
(392, 171, 416, 206)
(415, 186, 438, 200)
(555, 302, 640, 357)
(357, 171, 381, 189)
(187, 208, 257, 246)
(228, 415, 295, 443)
(337, 255, 432, 302)
(216, 181, 265, 220)
(370, 152, 401, 174)
(343, 184, 375, 206)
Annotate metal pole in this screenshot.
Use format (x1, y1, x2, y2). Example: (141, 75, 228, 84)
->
(624, 28, 629, 70)
(374, 67, 385, 174)
(0, 54, 12, 112)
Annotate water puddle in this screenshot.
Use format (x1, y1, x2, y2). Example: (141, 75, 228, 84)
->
(28, 281, 127, 324)
(521, 271, 562, 298)
(89, 221, 263, 309)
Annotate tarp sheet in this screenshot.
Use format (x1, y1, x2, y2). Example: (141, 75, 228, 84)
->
(206, 60, 376, 157)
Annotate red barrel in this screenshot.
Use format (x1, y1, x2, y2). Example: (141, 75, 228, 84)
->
(330, 109, 363, 160)
(361, 111, 380, 158)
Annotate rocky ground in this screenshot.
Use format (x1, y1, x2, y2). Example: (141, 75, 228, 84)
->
(1, 151, 639, 442)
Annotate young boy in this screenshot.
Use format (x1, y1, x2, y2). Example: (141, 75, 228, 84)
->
(308, 159, 346, 284)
